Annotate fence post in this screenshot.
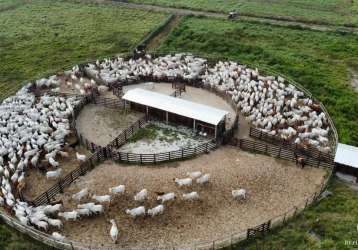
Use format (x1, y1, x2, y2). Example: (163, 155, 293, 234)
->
(169, 151, 171, 161)
(140, 154, 143, 164)
(58, 180, 63, 193)
(317, 158, 321, 168)
(278, 144, 282, 158)
(181, 149, 184, 158)
(46, 192, 50, 204)
(80, 164, 85, 176)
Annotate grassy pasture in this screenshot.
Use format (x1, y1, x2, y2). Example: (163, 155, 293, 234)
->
(0, 218, 51, 250)
(0, 0, 166, 100)
(157, 16, 358, 146)
(128, 0, 358, 26)
(234, 179, 358, 250)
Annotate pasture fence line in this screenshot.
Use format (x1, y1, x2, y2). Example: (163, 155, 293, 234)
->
(136, 14, 176, 50)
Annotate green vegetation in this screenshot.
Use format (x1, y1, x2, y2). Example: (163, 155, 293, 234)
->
(128, 123, 187, 143)
(0, 0, 166, 99)
(0, 219, 51, 250)
(234, 179, 358, 250)
(157, 16, 358, 146)
(0, 0, 24, 11)
(128, 0, 358, 26)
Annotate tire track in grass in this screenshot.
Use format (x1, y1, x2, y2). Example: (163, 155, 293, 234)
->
(112, 0, 358, 35)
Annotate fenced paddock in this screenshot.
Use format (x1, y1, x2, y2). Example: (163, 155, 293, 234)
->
(54, 146, 328, 249)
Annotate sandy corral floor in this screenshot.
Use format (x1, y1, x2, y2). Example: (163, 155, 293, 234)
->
(124, 82, 242, 130)
(56, 146, 327, 248)
(23, 145, 90, 201)
(75, 104, 143, 146)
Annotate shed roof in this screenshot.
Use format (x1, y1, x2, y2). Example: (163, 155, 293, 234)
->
(122, 88, 229, 125)
(334, 143, 358, 169)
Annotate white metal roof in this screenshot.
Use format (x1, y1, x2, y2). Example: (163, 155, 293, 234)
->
(122, 88, 228, 125)
(334, 143, 358, 169)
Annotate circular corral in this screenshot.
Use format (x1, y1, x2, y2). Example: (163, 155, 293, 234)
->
(57, 146, 327, 248)
(0, 52, 336, 250)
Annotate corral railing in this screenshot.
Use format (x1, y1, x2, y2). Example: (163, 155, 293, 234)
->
(235, 138, 334, 169)
(108, 115, 148, 148)
(31, 149, 107, 207)
(249, 127, 334, 163)
(106, 115, 218, 164)
(111, 140, 217, 164)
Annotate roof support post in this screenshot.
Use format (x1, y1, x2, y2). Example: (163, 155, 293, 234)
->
(193, 119, 196, 132)
(146, 106, 149, 119)
(166, 111, 168, 124)
(215, 125, 217, 139)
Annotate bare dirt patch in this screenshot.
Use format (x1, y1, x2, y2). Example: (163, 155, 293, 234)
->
(57, 146, 327, 248)
(75, 104, 143, 146)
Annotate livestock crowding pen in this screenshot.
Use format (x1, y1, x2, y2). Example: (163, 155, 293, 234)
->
(0, 52, 338, 250)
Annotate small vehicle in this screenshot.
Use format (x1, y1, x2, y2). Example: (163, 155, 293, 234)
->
(228, 11, 238, 20)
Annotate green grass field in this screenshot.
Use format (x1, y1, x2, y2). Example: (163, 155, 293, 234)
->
(157, 16, 358, 146)
(0, 219, 51, 250)
(128, 0, 358, 27)
(234, 179, 358, 250)
(0, 0, 166, 99)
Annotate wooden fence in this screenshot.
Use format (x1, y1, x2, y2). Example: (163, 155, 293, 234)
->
(249, 127, 334, 163)
(236, 139, 334, 169)
(93, 95, 125, 109)
(31, 149, 107, 207)
(108, 115, 148, 148)
(111, 140, 217, 164)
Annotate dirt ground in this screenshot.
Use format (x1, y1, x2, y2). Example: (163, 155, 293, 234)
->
(75, 104, 143, 146)
(23, 145, 90, 201)
(56, 146, 327, 248)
